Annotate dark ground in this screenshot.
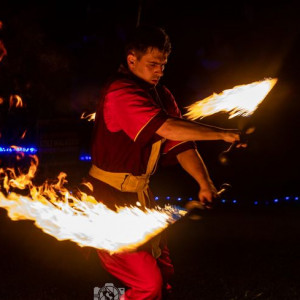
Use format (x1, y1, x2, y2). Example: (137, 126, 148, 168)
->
(1, 203, 300, 300)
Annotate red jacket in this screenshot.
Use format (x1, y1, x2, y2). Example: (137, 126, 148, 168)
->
(90, 66, 195, 209)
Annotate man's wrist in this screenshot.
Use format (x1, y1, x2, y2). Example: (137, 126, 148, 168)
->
(218, 129, 227, 141)
(198, 178, 213, 189)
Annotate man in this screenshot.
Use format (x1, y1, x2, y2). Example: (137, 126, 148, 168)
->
(89, 26, 241, 299)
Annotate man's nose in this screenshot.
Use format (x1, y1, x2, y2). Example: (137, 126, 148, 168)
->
(155, 65, 164, 76)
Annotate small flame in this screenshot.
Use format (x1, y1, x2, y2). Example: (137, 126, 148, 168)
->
(81, 112, 96, 122)
(9, 95, 23, 109)
(21, 130, 27, 139)
(185, 78, 277, 120)
(81, 181, 94, 192)
(0, 156, 185, 253)
(0, 40, 7, 63)
(0, 97, 4, 105)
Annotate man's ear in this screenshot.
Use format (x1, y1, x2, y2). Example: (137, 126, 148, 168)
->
(127, 53, 136, 69)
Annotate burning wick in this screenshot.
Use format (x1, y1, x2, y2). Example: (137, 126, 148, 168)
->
(0, 156, 186, 253)
(185, 78, 277, 120)
(185, 78, 277, 166)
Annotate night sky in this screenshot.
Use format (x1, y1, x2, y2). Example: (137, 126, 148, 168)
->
(1, 0, 300, 200)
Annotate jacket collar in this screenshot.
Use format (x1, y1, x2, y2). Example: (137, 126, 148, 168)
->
(117, 64, 156, 91)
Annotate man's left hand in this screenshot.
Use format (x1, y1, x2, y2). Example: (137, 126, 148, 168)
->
(198, 182, 218, 209)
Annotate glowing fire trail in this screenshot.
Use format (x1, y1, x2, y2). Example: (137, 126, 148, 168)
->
(185, 78, 277, 120)
(0, 156, 185, 253)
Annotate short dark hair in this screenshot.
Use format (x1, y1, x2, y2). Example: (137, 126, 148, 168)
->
(124, 25, 171, 59)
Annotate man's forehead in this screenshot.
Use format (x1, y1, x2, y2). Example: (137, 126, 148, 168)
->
(144, 47, 168, 61)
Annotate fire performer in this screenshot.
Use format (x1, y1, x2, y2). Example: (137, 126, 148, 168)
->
(88, 25, 243, 299)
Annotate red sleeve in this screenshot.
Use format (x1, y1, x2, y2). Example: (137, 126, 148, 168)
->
(160, 86, 197, 165)
(104, 82, 168, 144)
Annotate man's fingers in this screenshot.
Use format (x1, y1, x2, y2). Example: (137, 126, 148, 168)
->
(200, 195, 212, 203)
(245, 126, 255, 134)
(199, 196, 213, 209)
(237, 126, 255, 145)
(236, 143, 247, 148)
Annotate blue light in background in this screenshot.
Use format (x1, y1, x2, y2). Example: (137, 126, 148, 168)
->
(138, 195, 300, 206)
(80, 155, 91, 161)
(0, 146, 37, 153)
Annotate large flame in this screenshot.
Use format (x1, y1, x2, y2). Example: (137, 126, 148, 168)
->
(0, 156, 185, 253)
(185, 78, 277, 120)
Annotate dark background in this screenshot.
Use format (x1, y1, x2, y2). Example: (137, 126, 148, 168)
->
(1, 0, 299, 201)
(1, 1, 300, 299)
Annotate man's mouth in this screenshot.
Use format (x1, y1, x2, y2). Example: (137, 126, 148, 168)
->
(151, 78, 160, 84)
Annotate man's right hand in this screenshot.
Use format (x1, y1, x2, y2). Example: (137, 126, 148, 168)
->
(222, 129, 248, 147)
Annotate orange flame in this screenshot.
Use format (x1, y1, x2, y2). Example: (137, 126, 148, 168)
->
(81, 112, 96, 122)
(0, 156, 185, 253)
(0, 40, 7, 63)
(21, 130, 27, 139)
(185, 78, 277, 120)
(9, 95, 23, 109)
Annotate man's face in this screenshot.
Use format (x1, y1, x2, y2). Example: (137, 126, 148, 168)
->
(127, 47, 168, 86)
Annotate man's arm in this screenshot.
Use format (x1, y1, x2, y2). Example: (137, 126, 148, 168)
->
(176, 148, 217, 206)
(156, 117, 240, 143)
